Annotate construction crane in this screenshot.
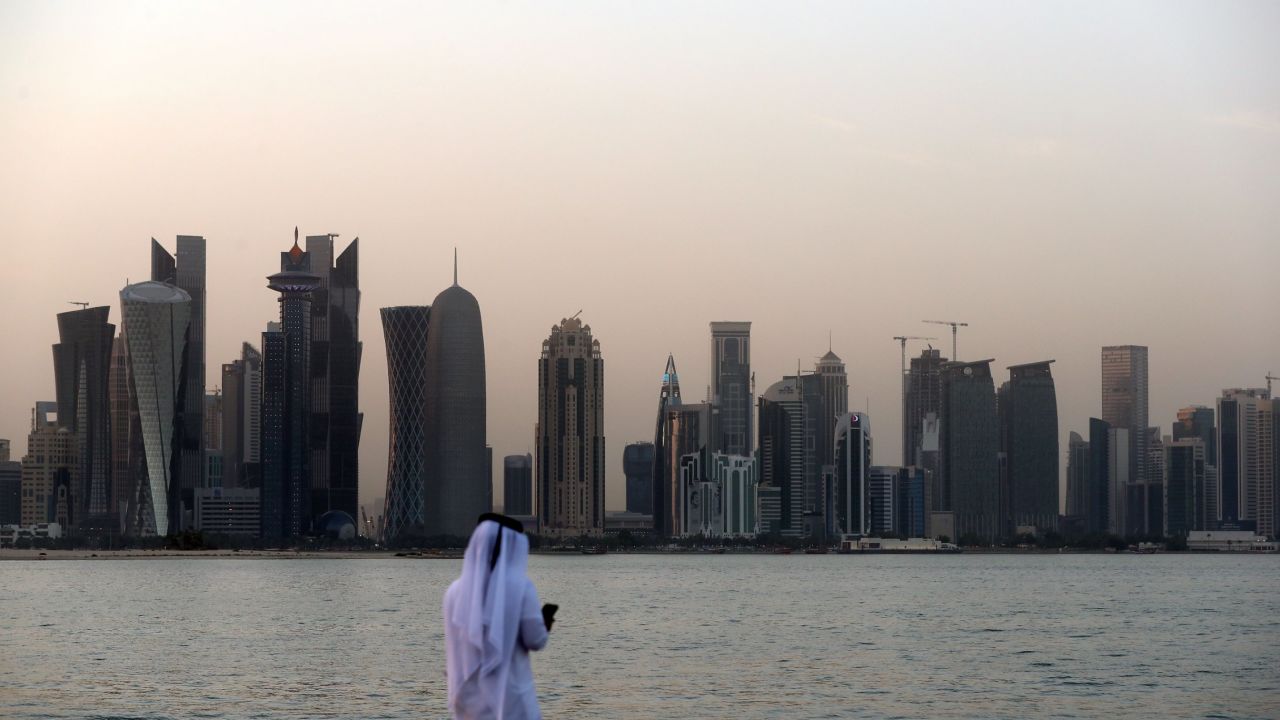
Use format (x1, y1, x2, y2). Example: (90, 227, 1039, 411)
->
(1267, 372, 1279, 398)
(923, 319, 969, 360)
(894, 336, 936, 466)
(68, 301, 89, 310)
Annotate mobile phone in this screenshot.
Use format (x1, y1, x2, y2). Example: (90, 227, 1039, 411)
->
(542, 603, 559, 627)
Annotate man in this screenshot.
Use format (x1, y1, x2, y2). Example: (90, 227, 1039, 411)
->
(444, 513, 555, 720)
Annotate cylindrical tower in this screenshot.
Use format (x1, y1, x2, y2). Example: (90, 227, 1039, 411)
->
(380, 306, 430, 541)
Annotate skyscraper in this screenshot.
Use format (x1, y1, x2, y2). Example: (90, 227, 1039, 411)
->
(1101, 345, 1149, 514)
(21, 402, 75, 527)
(119, 281, 192, 536)
(380, 305, 430, 540)
(0, 452, 20, 526)
(107, 334, 134, 532)
(1173, 406, 1216, 466)
(1164, 438, 1206, 537)
(710, 322, 752, 456)
(814, 349, 848, 471)
(1086, 418, 1111, 534)
(220, 343, 262, 489)
(758, 376, 805, 537)
(301, 234, 362, 527)
(536, 316, 605, 538)
(651, 354, 683, 537)
(941, 360, 1000, 544)
(1216, 389, 1274, 536)
(1066, 431, 1090, 520)
(263, 237, 320, 539)
(503, 454, 533, 517)
(51, 306, 115, 532)
(424, 272, 488, 538)
(623, 442, 654, 515)
(905, 348, 947, 466)
(833, 412, 872, 536)
(998, 361, 1059, 534)
(152, 236, 206, 521)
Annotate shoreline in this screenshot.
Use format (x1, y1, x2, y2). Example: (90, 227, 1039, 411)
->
(2, 547, 1273, 561)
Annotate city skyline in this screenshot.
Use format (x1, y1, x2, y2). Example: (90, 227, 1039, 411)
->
(1, 2, 1278, 516)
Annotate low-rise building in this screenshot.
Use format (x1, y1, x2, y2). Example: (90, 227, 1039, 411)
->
(194, 488, 260, 537)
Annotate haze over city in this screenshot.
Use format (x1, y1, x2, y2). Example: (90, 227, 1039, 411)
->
(1, 0, 1277, 516)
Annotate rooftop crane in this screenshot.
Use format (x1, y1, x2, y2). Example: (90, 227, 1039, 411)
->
(923, 319, 969, 360)
(894, 335, 936, 466)
(1267, 372, 1278, 398)
(68, 301, 89, 310)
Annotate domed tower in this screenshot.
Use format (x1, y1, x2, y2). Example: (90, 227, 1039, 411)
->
(423, 257, 489, 538)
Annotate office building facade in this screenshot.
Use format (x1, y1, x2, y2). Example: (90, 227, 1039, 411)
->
(1216, 389, 1275, 537)
(1164, 438, 1205, 537)
(424, 278, 489, 538)
(20, 403, 76, 527)
(713, 453, 757, 537)
(710, 322, 752, 456)
(503, 454, 533, 517)
(998, 361, 1059, 534)
(1101, 345, 1149, 515)
(536, 316, 605, 538)
(650, 354, 683, 537)
(220, 343, 262, 489)
(758, 377, 805, 537)
(380, 306, 430, 540)
(941, 360, 1000, 544)
(623, 442, 654, 515)
(833, 412, 872, 536)
(51, 306, 116, 532)
(120, 281, 192, 536)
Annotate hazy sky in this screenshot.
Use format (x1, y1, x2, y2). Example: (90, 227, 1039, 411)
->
(1, 1, 1277, 514)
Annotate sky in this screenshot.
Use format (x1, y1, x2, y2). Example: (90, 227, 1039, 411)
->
(1, 1, 1277, 514)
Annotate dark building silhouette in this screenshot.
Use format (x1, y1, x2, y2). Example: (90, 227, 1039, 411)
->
(1164, 438, 1205, 537)
(220, 343, 262, 489)
(710, 322, 752, 456)
(1087, 418, 1113, 534)
(941, 360, 1000, 544)
(759, 376, 805, 537)
(651, 354, 683, 537)
(1215, 389, 1274, 536)
(905, 348, 947, 465)
(424, 271, 489, 538)
(814, 350, 848, 470)
(1066, 431, 1089, 520)
(998, 361, 1059, 535)
(51, 306, 116, 533)
(302, 234, 362, 528)
(1173, 406, 1216, 467)
(503, 453, 533, 517)
(1101, 345, 1148, 521)
(262, 234, 321, 539)
(107, 334, 134, 533)
(833, 412, 871, 536)
(623, 442, 654, 515)
(0, 457, 20, 525)
(151, 236, 205, 526)
(380, 306, 430, 540)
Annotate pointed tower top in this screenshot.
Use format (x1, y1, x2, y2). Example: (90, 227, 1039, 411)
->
(453, 247, 458, 286)
(289, 227, 304, 264)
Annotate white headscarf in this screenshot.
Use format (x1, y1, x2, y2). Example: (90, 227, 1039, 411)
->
(445, 519, 530, 719)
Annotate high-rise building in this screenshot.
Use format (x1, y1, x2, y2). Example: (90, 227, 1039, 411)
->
(623, 442, 654, 515)
(107, 334, 134, 532)
(536, 316, 604, 538)
(220, 343, 262, 488)
(1164, 438, 1205, 537)
(678, 447, 719, 537)
(905, 348, 947, 467)
(712, 453, 757, 537)
(503, 454, 533, 517)
(120, 281, 192, 536)
(1101, 345, 1149, 515)
(1174, 406, 1216, 466)
(262, 238, 321, 539)
(651, 354, 683, 537)
(664, 403, 710, 536)
(998, 361, 1059, 534)
(51, 306, 115, 532)
(758, 376, 805, 537)
(1107, 427, 1130, 537)
(21, 402, 76, 527)
(895, 467, 928, 538)
(814, 349, 848, 470)
(301, 234, 362, 528)
(423, 272, 488, 538)
(833, 412, 872, 536)
(1066, 431, 1090, 520)
(203, 392, 223, 452)
(710, 322, 752, 456)
(1216, 389, 1275, 536)
(0, 439, 9, 462)
(152, 236, 206, 520)
(0, 455, 20, 525)
(380, 306, 430, 540)
(941, 360, 1000, 544)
